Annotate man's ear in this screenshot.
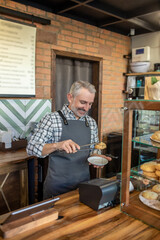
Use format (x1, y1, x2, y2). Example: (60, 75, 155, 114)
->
(67, 93, 73, 103)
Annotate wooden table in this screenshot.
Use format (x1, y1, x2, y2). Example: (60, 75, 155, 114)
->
(1, 189, 159, 240)
(0, 149, 36, 214)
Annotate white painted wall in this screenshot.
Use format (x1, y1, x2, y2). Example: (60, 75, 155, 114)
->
(131, 31, 160, 71)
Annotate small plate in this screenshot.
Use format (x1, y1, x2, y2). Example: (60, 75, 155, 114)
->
(139, 191, 160, 211)
(87, 156, 108, 166)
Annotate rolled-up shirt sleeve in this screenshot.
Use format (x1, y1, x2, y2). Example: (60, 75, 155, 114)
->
(26, 114, 56, 158)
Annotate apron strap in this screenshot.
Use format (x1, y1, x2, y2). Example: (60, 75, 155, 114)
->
(85, 117, 89, 127)
(57, 110, 89, 127)
(57, 110, 68, 125)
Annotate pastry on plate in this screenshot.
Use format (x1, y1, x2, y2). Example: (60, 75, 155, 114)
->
(152, 184, 160, 193)
(142, 190, 158, 200)
(95, 142, 106, 150)
(140, 162, 157, 172)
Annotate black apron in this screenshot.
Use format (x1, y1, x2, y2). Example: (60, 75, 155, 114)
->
(43, 111, 91, 199)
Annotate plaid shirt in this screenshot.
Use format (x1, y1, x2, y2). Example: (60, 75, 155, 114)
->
(26, 104, 99, 157)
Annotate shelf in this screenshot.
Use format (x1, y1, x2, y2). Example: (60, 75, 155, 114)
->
(130, 167, 158, 182)
(132, 134, 160, 149)
(125, 72, 160, 76)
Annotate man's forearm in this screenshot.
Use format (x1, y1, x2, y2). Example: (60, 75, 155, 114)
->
(42, 139, 80, 155)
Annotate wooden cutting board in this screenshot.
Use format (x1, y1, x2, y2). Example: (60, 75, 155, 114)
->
(0, 206, 58, 238)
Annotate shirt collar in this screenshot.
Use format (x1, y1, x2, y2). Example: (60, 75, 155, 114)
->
(61, 104, 86, 120)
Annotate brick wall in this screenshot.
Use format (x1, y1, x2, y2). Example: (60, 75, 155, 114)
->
(0, 0, 131, 140)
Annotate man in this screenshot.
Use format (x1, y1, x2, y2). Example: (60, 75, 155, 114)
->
(27, 81, 111, 199)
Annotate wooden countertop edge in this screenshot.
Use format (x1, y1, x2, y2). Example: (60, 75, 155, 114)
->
(0, 148, 37, 165)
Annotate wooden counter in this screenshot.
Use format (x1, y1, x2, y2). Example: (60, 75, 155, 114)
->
(1, 190, 159, 240)
(0, 149, 36, 214)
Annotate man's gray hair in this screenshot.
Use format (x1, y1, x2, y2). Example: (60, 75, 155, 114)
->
(69, 81, 96, 97)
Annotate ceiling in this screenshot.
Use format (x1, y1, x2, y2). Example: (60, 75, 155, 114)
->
(11, 0, 160, 36)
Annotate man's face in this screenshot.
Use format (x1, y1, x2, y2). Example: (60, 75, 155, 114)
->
(67, 88, 95, 119)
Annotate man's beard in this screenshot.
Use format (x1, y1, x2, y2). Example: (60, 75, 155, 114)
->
(70, 105, 87, 118)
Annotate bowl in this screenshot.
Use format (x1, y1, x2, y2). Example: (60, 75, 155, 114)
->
(130, 61, 150, 73)
(87, 156, 108, 166)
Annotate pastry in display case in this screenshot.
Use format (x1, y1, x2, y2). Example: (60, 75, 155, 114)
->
(121, 100, 160, 230)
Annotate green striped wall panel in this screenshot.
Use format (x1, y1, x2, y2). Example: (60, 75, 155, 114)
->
(0, 99, 51, 139)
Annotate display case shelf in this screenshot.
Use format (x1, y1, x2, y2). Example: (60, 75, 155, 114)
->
(132, 134, 160, 149)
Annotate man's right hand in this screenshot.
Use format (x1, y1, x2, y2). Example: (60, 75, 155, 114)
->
(42, 139, 80, 156)
(56, 139, 80, 153)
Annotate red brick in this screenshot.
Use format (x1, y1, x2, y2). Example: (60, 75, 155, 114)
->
(65, 36, 79, 44)
(61, 30, 72, 36)
(86, 46, 98, 53)
(44, 86, 51, 98)
(44, 62, 51, 68)
(72, 20, 85, 28)
(44, 49, 51, 56)
(51, 45, 67, 51)
(86, 35, 94, 41)
(36, 48, 44, 55)
(65, 24, 78, 32)
(41, 80, 50, 86)
(36, 55, 51, 62)
(78, 28, 85, 34)
(36, 42, 51, 49)
(37, 68, 51, 75)
(105, 40, 116, 46)
(36, 86, 44, 98)
(58, 40, 72, 48)
(80, 39, 93, 46)
(27, 6, 46, 17)
(72, 44, 86, 51)
(56, 15, 71, 23)
(99, 45, 112, 56)
(94, 38, 105, 44)
(58, 34, 65, 41)
(45, 25, 60, 33)
(36, 61, 44, 67)
(72, 32, 85, 39)
(36, 73, 45, 80)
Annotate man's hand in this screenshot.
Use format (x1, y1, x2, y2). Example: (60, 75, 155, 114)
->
(91, 153, 112, 161)
(89, 153, 112, 169)
(56, 139, 80, 153)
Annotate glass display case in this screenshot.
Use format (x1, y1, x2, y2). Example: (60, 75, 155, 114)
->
(121, 100, 160, 230)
